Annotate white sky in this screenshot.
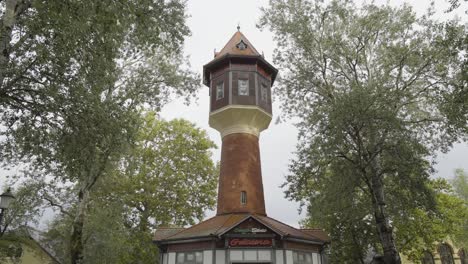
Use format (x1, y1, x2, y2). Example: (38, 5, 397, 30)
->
(1, 0, 467, 229)
(160, 0, 468, 227)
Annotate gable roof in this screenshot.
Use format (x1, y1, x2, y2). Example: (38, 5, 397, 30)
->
(153, 213, 327, 244)
(215, 31, 261, 58)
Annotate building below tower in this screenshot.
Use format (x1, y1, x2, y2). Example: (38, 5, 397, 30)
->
(154, 29, 329, 264)
(154, 214, 329, 264)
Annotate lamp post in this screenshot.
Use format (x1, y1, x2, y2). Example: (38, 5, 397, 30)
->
(0, 188, 15, 235)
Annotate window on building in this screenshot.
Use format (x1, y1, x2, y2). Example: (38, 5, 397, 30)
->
(293, 251, 313, 264)
(241, 191, 247, 205)
(261, 83, 268, 102)
(216, 82, 224, 100)
(176, 252, 203, 264)
(421, 251, 435, 264)
(438, 243, 455, 264)
(459, 249, 468, 264)
(238, 79, 249, 96)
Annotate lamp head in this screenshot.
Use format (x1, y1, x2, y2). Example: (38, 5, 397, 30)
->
(0, 188, 15, 210)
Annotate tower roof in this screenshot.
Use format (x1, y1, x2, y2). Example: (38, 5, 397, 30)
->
(203, 29, 278, 86)
(214, 30, 261, 58)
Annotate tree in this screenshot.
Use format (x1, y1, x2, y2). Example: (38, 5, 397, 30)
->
(93, 113, 218, 262)
(0, 183, 43, 236)
(1, 1, 200, 263)
(40, 114, 218, 264)
(259, 1, 467, 263)
(451, 169, 468, 248)
(446, 0, 468, 13)
(393, 179, 467, 262)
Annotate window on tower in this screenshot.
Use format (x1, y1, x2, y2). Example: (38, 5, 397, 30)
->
(216, 82, 224, 100)
(238, 79, 249, 96)
(240, 191, 247, 205)
(261, 83, 268, 102)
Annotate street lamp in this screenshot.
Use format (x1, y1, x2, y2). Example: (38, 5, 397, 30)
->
(0, 188, 15, 231)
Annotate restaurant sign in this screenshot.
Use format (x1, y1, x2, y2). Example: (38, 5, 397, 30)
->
(228, 238, 273, 247)
(233, 227, 268, 234)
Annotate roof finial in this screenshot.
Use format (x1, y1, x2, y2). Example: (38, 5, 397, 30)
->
(237, 23, 240, 31)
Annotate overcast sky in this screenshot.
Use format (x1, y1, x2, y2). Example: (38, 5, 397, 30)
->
(1, 0, 467, 229)
(160, 0, 468, 227)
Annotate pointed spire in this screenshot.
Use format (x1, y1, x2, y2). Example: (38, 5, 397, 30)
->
(215, 30, 260, 58)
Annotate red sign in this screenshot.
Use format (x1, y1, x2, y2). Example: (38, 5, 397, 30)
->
(228, 238, 272, 247)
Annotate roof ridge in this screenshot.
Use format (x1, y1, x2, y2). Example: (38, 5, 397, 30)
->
(257, 215, 322, 240)
(162, 216, 218, 240)
(237, 31, 260, 55)
(251, 215, 287, 237)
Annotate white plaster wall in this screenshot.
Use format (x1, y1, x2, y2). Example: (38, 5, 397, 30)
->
(258, 250, 272, 261)
(286, 250, 293, 264)
(216, 250, 226, 264)
(276, 250, 284, 264)
(312, 253, 320, 264)
(168, 252, 176, 264)
(203, 250, 213, 264)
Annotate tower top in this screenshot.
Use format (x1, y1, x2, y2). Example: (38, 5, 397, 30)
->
(214, 30, 260, 58)
(203, 30, 277, 87)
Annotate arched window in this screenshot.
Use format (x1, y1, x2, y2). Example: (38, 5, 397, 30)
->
(459, 249, 468, 264)
(438, 243, 454, 264)
(421, 251, 435, 264)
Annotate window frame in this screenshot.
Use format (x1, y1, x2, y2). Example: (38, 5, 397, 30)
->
(260, 83, 268, 102)
(438, 243, 455, 264)
(176, 251, 204, 264)
(238, 79, 249, 96)
(240, 191, 247, 205)
(216, 82, 224, 100)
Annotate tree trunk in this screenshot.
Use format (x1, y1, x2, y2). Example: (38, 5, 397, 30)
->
(0, 0, 17, 90)
(0, 0, 30, 91)
(370, 172, 401, 264)
(70, 188, 89, 264)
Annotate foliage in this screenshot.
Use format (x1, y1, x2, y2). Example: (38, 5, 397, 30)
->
(114, 113, 218, 227)
(446, 0, 468, 13)
(1, 0, 200, 262)
(41, 114, 218, 264)
(260, 0, 467, 263)
(393, 179, 468, 262)
(450, 169, 468, 248)
(0, 233, 32, 264)
(0, 183, 43, 236)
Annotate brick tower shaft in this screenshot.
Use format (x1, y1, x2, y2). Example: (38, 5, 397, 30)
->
(217, 133, 265, 215)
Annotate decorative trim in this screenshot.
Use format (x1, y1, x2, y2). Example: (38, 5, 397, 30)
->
(210, 105, 272, 118)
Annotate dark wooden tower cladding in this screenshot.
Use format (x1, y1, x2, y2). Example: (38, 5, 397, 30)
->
(203, 30, 278, 216)
(153, 30, 329, 264)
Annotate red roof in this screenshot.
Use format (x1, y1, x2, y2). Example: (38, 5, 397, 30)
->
(215, 31, 260, 58)
(300, 228, 330, 242)
(154, 214, 327, 244)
